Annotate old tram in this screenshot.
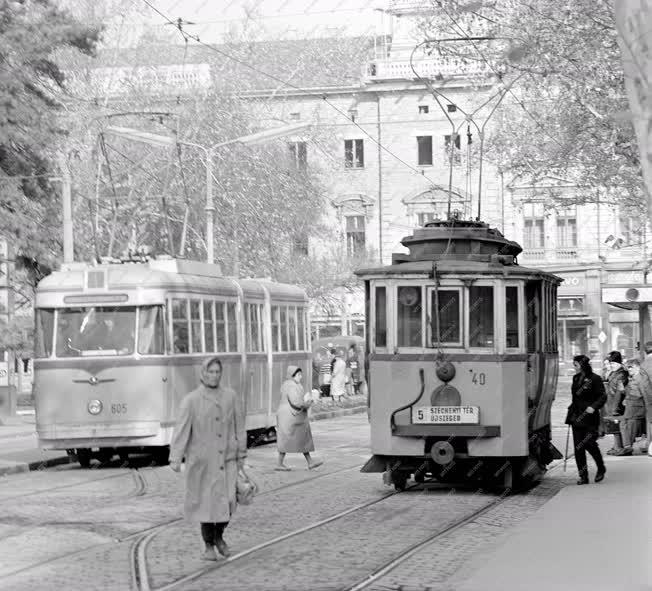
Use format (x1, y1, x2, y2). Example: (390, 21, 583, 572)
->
(357, 220, 563, 490)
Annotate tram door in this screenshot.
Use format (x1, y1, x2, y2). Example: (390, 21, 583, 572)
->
(525, 281, 543, 412)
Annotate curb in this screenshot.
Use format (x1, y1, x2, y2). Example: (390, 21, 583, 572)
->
(310, 405, 367, 421)
(0, 454, 72, 478)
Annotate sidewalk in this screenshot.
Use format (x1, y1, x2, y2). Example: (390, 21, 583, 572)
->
(0, 397, 367, 477)
(458, 454, 652, 591)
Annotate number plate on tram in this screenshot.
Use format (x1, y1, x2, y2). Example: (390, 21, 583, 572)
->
(412, 406, 480, 424)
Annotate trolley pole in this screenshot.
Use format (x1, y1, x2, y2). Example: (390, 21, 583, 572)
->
(58, 153, 74, 264)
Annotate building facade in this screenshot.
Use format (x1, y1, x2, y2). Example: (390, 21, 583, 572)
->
(68, 3, 648, 362)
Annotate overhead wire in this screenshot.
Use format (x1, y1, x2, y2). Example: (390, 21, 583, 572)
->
(137, 0, 442, 186)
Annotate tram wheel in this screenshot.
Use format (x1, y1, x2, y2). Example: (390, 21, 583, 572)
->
(152, 446, 170, 465)
(118, 450, 130, 464)
(393, 472, 408, 491)
(97, 449, 114, 464)
(76, 448, 92, 468)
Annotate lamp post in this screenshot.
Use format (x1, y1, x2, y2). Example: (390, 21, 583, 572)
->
(104, 123, 309, 265)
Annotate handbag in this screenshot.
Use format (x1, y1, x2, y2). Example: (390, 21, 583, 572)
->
(236, 467, 258, 505)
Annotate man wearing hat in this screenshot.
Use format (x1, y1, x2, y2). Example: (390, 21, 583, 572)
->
(639, 341, 652, 454)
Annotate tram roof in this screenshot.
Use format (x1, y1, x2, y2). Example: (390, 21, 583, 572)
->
(37, 259, 308, 302)
(355, 259, 562, 282)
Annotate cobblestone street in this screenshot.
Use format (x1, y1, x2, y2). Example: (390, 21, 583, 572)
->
(0, 391, 605, 591)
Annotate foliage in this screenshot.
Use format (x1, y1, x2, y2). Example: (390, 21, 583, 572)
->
(0, 315, 33, 356)
(416, 0, 643, 209)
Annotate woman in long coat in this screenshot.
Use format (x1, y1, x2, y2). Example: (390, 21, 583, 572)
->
(169, 356, 247, 561)
(565, 354, 607, 485)
(615, 360, 647, 455)
(276, 365, 323, 471)
(330, 350, 347, 404)
(603, 351, 627, 454)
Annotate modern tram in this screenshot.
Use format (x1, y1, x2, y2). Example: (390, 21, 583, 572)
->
(33, 256, 311, 466)
(356, 219, 563, 490)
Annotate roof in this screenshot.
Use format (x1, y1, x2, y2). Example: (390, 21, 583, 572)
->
(64, 36, 375, 93)
(356, 259, 562, 281)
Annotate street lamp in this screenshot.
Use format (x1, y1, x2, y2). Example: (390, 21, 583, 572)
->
(104, 122, 309, 265)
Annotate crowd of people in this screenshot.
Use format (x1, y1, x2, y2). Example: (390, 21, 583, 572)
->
(317, 342, 366, 404)
(566, 343, 652, 486)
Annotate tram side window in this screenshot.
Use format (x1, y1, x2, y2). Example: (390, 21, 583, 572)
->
(271, 306, 280, 352)
(525, 282, 540, 353)
(280, 306, 289, 351)
(469, 286, 494, 347)
(35, 309, 54, 357)
(430, 290, 460, 344)
(190, 300, 202, 353)
(138, 306, 165, 355)
(172, 299, 189, 354)
(227, 302, 238, 352)
(375, 286, 387, 347)
(288, 307, 297, 351)
(505, 286, 519, 348)
(215, 302, 227, 352)
(298, 307, 306, 351)
(397, 286, 422, 347)
(203, 301, 215, 353)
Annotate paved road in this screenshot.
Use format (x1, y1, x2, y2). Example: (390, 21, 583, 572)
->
(0, 384, 606, 591)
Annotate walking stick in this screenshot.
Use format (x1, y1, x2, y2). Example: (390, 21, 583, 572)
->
(563, 424, 571, 472)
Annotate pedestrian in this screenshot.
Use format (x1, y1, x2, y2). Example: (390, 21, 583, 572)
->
(614, 360, 647, 456)
(275, 365, 323, 471)
(602, 351, 627, 455)
(639, 341, 652, 454)
(169, 356, 247, 561)
(346, 342, 360, 396)
(565, 354, 607, 485)
(318, 346, 334, 398)
(330, 348, 347, 404)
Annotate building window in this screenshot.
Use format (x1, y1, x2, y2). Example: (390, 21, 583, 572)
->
(556, 213, 577, 247)
(348, 109, 358, 122)
(447, 104, 457, 112)
(417, 135, 433, 166)
(292, 234, 309, 256)
(417, 212, 436, 226)
(344, 139, 364, 168)
(444, 134, 461, 165)
(524, 217, 545, 248)
(619, 215, 642, 245)
(418, 105, 429, 114)
(345, 215, 365, 255)
(288, 141, 307, 169)
(289, 112, 300, 120)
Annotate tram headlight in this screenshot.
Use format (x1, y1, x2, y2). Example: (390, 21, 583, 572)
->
(88, 399, 103, 415)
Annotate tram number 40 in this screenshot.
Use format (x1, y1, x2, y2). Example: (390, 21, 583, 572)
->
(111, 403, 127, 414)
(470, 372, 486, 386)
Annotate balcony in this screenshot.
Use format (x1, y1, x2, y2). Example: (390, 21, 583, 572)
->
(364, 57, 490, 82)
(520, 248, 579, 264)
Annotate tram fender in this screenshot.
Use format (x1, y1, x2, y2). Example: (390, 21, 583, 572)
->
(360, 455, 387, 473)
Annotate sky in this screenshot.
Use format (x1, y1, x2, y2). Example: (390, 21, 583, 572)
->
(124, 0, 399, 45)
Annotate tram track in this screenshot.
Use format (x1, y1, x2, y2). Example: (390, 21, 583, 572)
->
(341, 457, 572, 591)
(129, 462, 365, 591)
(0, 461, 362, 589)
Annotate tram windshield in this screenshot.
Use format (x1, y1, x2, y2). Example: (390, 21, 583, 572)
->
(55, 307, 136, 357)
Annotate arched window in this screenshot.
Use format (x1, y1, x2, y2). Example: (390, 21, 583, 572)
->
(402, 186, 470, 227)
(331, 194, 375, 256)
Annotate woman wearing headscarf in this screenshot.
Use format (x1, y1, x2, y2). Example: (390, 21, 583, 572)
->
(602, 350, 627, 454)
(565, 354, 608, 485)
(276, 365, 323, 471)
(169, 357, 247, 561)
(330, 349, 347, 405)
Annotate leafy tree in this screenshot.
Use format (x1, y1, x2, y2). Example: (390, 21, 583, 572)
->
(415, 0, 643, 209)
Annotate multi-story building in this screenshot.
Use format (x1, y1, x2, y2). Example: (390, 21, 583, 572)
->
(68, 1, 648, 364)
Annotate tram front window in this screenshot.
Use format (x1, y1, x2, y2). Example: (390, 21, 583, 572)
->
(397, 286, 423, 347)
(56, 307, 136, 357)
(469, 286, 494, 347)
(138, 306, 165, 355)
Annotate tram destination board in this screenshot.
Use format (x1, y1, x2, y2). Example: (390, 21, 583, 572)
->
(412, 406, 480, 424)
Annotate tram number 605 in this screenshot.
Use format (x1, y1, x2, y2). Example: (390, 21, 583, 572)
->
(111, 403, 127, 415)
(471, 372, 486, 386)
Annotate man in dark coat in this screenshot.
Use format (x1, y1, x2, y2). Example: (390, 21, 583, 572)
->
(565, 355, 607, 484)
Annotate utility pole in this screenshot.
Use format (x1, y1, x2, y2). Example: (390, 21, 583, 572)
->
(0, 237, 16, 423)
(58, 153, 74, 263)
